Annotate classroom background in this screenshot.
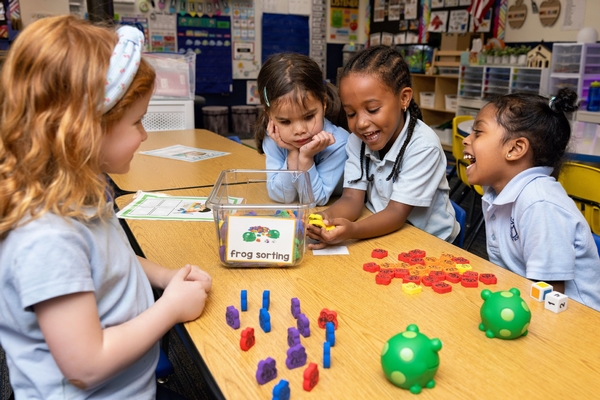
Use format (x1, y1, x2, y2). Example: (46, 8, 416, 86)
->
(4, 0, 600, 145)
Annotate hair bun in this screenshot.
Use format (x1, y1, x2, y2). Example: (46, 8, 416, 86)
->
(551, 88, 579, 114)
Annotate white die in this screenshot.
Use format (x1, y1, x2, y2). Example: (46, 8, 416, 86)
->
(544, 291, 568, 313)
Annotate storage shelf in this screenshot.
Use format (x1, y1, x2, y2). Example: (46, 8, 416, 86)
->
(413, 73, 459, 127)
(576, 110, 600, 124)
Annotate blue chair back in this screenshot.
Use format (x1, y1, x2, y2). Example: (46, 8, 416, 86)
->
(594, 233, 600, 258)
(451, 200, 466, 248)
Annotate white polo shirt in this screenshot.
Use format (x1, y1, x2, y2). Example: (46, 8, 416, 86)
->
(344, 112, 458, 242)
(483, 166, 600, 311)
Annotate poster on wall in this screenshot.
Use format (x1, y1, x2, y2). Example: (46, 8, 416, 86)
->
(232, 2, 260, 79)
(148, 12, 177, 52)
(405, 0, 418, 20)
(428, 10, 448, 32)
(448, 9, 469, 33)
(329, 0, 359, 42)
(246, 80, 260, 104)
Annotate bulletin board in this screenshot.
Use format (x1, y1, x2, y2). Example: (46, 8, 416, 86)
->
(368, 0, 496, 45)
(177, 15, 233, 94)
(261, 13, 310, 62)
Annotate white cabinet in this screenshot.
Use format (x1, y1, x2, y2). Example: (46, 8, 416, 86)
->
(549, 43, 600, 110)
(457, 65, 549, 116)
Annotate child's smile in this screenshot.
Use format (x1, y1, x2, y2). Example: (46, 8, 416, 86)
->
(340, 73, 410, 157)
(462, 104, 513, 193)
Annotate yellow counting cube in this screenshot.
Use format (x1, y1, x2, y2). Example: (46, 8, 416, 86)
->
(402, 282, 422, 294)
(531, 281, 553, 302)
(456, 264, 472, 274)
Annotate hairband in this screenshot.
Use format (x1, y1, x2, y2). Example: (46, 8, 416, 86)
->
(549, 96, 556, 110)
(263, 87, 270, 107)
(102, 25, 144, 114)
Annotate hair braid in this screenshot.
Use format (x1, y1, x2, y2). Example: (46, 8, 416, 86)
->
(348, 142, 367, 184)
(386, 100, 419, 182)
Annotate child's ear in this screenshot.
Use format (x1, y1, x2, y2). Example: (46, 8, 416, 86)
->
(400, 87, 413, 110)
(506, 137, 530, 161)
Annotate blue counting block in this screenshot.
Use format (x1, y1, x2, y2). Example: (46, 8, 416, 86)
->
(326, 322, 335, 346)
(263, 290, 270, 310)
(323, 342, 331, 368)
(259, 308, 271, 333)
(241, 290, 248, 312)
(272, 379, 290, 400)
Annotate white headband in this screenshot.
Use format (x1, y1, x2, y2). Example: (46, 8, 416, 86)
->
(102, 25, 144, 114)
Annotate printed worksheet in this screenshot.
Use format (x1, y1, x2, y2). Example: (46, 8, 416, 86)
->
(117, 193, 242, 221)
(139, 144, 229, 162)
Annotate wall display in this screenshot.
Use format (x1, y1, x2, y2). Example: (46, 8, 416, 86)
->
(329, 0, 359, 42)
(373, 0, 385, 22)
(460, 0, 472, 5)
(507, 0, 527, 29)
(382, 31, 394, 44)
(448, 9, 469, 32)
(370, 31, 381, 45)
(445, 0, 459, 7)
(388, 0, 402, 21)
(148, 12, 177, 52)
(177, 15, 233, 93)
(261, 13, 309, 62)
(0, 0, 8, 39)
(313, 0, 327, 73)
(428, 10, 448, 32)
(232, 1, 259, 79)
(562, 0, 585, 31)
(246, 80, 260, 104)
(405, 0, 418, 19)
(539, 0, 561, 27)
(432, 0, 444, 8)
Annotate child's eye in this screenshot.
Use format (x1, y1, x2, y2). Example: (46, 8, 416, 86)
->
(472, 129, 482, 136)
(367, 108, 380, 114)
(304, 114, 315, 121)
(279, 120, 291, 125)
(345, 111, 355, 118)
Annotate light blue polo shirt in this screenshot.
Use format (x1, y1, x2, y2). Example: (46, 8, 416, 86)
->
(482, 166, 600, 311)
(344, 111, 459, 242)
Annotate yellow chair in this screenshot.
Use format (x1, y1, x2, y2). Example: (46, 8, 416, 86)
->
(558, 162, 600, 235)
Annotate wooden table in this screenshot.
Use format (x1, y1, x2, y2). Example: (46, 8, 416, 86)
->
(109, 129, 265, 193)
(116, 188, 600, 399)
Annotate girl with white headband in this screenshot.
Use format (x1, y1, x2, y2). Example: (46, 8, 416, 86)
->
(0, 15, 212, 398)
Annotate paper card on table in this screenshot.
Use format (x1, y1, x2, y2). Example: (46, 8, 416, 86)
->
(139, 144, 229, 162)
(116, 192, 242, 221)
(312, 246, 349, 256)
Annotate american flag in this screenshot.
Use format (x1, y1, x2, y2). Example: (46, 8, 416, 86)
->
(468, 0, 494, 27)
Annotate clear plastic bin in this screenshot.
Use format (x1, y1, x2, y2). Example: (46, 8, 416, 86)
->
(206, 170, 316, 267)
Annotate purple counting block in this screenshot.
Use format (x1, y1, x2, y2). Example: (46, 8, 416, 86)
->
(297, 313, 310, 337)
(291, 297, 301, 319)
(225, 306, 240, 329)
(287, 327, 301, 347)
(285, 344, 307, 369)
(256, 357, 277, 385)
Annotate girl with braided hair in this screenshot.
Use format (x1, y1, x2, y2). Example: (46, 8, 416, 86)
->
(463, 88, 600, 310)
(307, 45, 459, 248)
